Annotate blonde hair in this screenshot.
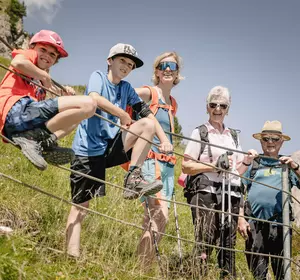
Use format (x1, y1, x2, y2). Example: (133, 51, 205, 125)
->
(206, 86, 231, 105)
(152, 52, 184, 86)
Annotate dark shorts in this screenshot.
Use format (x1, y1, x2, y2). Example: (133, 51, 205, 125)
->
(70, 132, 132, 204)
(4, 97, 59, 139)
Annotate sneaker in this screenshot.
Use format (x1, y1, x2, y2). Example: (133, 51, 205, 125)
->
(123, 167, 163, 200)
(40, 133, 75, 165)
(12, 130, 48, 170)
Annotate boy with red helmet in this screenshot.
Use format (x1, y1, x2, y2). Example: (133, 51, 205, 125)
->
(0, 30, 97, 170)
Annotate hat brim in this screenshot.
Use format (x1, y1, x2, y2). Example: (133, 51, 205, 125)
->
(111, 53, 144, 68)
(253, 132, 291, 141)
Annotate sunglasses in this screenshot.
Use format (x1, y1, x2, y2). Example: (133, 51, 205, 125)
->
(157, 61, 178, 71)
(262, 136, 281, 143)
(208, 103, 228, 110)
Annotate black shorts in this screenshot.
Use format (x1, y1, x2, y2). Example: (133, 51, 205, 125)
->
(70, 132, 132, 204)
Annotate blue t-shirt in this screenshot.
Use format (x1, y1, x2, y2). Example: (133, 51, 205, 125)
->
(243, 158, 299, 222)
(72, 71, 141, 156)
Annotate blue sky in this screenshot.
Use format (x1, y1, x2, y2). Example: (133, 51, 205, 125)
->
(22, 0, 300, 155)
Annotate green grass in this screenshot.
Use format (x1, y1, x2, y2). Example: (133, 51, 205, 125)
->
(0, 56, 11, 80)
(0, 138, 255, 280)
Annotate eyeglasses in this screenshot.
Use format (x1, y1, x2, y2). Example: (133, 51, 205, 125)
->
(208, 103, 228, 110)
(262, 136, 281, 143)
(156, 61, 178, 71)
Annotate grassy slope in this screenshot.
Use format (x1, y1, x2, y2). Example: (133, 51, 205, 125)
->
(0, 140, 253, 280)
(0, 58, 299, 279)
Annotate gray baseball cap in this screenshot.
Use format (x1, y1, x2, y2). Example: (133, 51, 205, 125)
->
(107, 43, 144, 68)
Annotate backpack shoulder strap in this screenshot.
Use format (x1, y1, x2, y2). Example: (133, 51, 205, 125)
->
(250, 157, 260, 180)
(228, 128, 239, 148)
(143, 86, 159, 115)
(197, 124, 213, 163)
(170, 95, 178, 116)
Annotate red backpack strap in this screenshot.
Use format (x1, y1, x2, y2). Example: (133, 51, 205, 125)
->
(170, 96, 178, 116)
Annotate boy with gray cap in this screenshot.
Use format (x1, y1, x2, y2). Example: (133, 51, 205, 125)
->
(66, 43, 173, 257)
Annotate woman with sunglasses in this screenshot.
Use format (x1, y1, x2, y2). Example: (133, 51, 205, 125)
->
(134, 52, 184, 270)
(181, 86, 254, 278)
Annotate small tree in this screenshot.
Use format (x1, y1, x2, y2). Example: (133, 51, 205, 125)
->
(6, 0, 27, 43)
(174, 116, 183, 147)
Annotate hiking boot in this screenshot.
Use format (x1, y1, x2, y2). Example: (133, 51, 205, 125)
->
(40, 133, 75, 165)
(12, 130, 48, 170)
(123, 167, 163, 200)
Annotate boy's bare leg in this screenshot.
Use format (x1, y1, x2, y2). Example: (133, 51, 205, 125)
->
(122, 118, 155, 166)
(66, 201, 89, 258)
(122, 118, 163, 199)
(46, 96, 96, 134)
(12, 96, 96, 169)
(53, 123, 80, 139)
(138, 198, 168, 270)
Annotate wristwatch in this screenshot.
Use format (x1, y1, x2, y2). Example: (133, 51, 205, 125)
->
(293, 163, 300, 171)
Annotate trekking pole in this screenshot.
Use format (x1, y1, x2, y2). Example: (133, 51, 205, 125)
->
(227, 152, 234, 276)
(220, 172, 226, 271)
(282, 164, 291, 280)
(172, 190, 183, 271)
(144, 197, 164, 277)
(0, 36, 67, 93)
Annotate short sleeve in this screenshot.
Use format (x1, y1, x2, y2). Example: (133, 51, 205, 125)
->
(242, 166, 251, 188)
(11, 49, 38, 65)
(86, 71, 104, 96)
(184, 128, 201, 161)
(127, 85, 142, 106)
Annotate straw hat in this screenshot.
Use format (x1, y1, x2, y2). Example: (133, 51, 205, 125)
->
(253, 120, 291, 141)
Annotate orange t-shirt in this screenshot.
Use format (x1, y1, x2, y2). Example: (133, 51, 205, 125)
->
(0, 49, 46, 134)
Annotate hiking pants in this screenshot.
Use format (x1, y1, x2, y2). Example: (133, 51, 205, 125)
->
(186, 191, 240, 278)
(245, 221, 289, 280)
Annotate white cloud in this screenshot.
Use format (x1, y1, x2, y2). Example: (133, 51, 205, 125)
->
(23, 0, 64, 24)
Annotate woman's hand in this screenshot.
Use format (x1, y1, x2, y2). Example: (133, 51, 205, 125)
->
(159, 141, 173, 154)
(237, 217, 250, 240)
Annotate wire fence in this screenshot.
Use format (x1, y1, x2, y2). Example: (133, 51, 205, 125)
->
(0, 171, 298, 268)
(0, 62, 299, 279)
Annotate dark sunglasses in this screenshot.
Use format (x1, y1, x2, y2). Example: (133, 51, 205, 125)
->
(262, 136, 281, 143)
(209, 103, 228, 110)
(157, 61, 178, 71)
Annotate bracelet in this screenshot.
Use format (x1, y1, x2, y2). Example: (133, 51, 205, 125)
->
(242, 162, 251, 166)
(293, 163, 300, 171)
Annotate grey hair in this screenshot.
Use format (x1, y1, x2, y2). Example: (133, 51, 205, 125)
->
(206, 86, 231, 105)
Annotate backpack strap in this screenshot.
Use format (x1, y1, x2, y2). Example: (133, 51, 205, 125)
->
(228, 128, 239, 148)
(250, 157, 260, 181)
(197, 124, 213, 163)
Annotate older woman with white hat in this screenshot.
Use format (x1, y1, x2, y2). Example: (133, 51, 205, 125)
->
(181, 86, 254, 278)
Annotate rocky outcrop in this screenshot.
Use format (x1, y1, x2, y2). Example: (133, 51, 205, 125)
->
(0, 1, 29, 59)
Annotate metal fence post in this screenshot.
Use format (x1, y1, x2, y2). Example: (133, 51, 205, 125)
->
(282, 164, 291, 280)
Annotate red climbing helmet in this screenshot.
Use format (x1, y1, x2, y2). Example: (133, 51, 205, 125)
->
(29, 30, 68, 58)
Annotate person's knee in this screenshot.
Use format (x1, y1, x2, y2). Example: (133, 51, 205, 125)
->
(138, 118, 155, 135)
(80, 97, 97, 118)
